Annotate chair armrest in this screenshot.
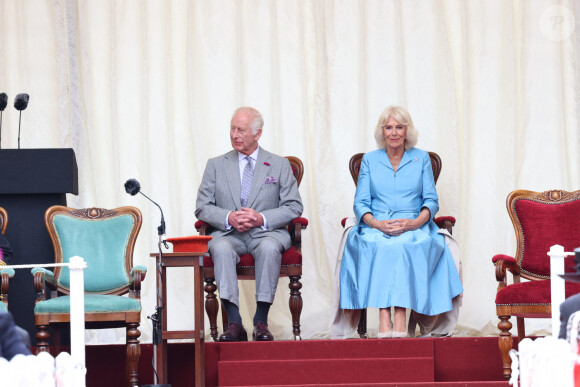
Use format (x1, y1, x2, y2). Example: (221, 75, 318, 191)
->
(492, 254, 517, 268)
(289, 217, 308, 252)
(292, 217, 308, 228)
(0, 268, 15, 277)
(130, 265, 147, 299)
(131, 265, 148, 280)
(195, 220, 210, 236)
(31, 268, 57, 304)
(434, 216, 456, 235)
(0, 268, 15, 306)
(492, 254, 520, 292)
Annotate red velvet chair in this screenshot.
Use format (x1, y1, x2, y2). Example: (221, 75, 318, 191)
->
(493, 189, 580, 379)
(341, 152, 454, 337)
(195, 156, 308, 341)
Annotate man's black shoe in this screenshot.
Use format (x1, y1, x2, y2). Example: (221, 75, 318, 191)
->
(252, 322, 274, 341)
(218, 322, 248, 342)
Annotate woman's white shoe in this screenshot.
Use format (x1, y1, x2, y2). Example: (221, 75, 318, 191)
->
(377, 330, 392, 338)
(391, 330, 409, 338)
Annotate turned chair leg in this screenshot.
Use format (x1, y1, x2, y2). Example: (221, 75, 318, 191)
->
(35, 324, 51, 354)
(289, 275, 303, 340)
(126, 322, 141, 387)
(358, 309, 368, 339)
(498, 315, 513, 380)
(204, 277, 219, 341)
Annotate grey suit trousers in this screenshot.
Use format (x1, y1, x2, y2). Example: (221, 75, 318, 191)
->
(209, 230, 284, 307)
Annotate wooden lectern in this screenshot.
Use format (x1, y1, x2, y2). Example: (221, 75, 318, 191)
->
(0, 149, 78, 342)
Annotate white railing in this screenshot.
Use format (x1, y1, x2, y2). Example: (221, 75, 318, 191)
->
(3, 256, 87, 387)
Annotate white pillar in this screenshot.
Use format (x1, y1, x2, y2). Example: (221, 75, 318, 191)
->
(68, 256, 87, 387)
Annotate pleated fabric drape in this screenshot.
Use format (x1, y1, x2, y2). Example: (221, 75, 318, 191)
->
(0, 0, 578, 343)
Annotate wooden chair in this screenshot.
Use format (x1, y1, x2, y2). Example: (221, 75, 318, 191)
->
(493, 189, 580, 379)
(0, 206, 14, 309)
(0, 206, 7, 235)
(33, 206, 146, 386)
(341, 151, 455, 337)
(195, 156, 309, 341)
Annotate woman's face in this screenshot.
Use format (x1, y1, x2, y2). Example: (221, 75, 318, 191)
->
(382, 116, 406, 150)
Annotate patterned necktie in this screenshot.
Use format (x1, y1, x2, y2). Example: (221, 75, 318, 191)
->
(240, 156, 254, 207)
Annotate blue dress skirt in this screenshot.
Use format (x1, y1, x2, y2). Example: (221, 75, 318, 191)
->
(340, 213, 462, 315)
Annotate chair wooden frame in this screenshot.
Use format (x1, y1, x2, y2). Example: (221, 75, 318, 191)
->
(344, 151, 455, 337)
(197, 156, 307, 341)
(34, 206, 145, 386)
(494, 189, 580, 379)
(0, 206, 7, 235)
(0, 206, 11, 307)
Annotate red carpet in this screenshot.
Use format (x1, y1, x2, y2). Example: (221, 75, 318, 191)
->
(58, 336, 513, 386)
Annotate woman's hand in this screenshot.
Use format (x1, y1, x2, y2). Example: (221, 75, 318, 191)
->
(364, 207, 431, 237)
(374, 218, 417, 236)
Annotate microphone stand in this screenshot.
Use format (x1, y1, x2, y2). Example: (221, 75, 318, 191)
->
(17, 110, 22, 149)
(140, 192, 171, 387)
(0, 110, 3, 149)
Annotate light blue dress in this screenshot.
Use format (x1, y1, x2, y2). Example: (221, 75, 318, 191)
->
(340, 148, 463, 315)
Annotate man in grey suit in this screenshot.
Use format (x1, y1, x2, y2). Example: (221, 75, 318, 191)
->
(195, 106, 303, 342)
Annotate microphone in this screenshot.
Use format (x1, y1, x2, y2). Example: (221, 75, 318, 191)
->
(124, 178, 167, 356)
(124, 179, 167, 243)
(0, 93, 7, 150)
(14, 93, 29, 149)
(0, 93, 7, 111)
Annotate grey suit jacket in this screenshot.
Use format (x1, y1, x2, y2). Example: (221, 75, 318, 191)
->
(195, 148, 303, 249)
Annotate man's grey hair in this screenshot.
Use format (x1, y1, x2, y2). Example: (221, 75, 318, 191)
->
(233, 106, 264, 135)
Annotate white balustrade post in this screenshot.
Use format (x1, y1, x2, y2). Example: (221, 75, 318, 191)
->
(68, 256, 87, 387)
(548, 244, 572, 338)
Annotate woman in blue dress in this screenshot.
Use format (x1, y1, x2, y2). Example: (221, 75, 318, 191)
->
(340, 106, 463, 338)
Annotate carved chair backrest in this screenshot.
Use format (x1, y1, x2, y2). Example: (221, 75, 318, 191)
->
(507, 190, 580, 279)
(348, 151, 442, 186)
(286, 156, 304, 188)
(0, 207, 7, 235)
(44, 206, 142, 294)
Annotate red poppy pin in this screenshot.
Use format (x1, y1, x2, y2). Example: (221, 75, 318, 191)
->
(264, 162, 270, 166)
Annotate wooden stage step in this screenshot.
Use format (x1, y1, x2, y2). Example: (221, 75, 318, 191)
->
(74, 335, 513, 386)
(204, 336, 511, 386)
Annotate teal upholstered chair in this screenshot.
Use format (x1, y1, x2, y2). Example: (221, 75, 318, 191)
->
(0, 206, 15, 308)
(33, 206, 146, 387)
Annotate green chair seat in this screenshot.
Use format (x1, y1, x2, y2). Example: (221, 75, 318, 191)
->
(35, 294, 141, 314)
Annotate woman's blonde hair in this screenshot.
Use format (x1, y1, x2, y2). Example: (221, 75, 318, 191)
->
(373, 105, 418, 150)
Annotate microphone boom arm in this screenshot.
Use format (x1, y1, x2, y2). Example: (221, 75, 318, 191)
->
(138, 191, 169, 249)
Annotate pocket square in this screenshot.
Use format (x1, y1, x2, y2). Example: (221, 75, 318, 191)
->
(264, 176, 277, 184)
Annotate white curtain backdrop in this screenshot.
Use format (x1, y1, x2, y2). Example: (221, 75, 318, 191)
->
(0, 0, 578, 343)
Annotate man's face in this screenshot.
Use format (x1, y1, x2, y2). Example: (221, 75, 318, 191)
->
(230, 111, 262, 155)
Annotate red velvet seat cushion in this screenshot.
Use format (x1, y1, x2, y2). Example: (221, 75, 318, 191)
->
(203, 245, 302, 268)
(515, 199, 580, 276)
(496, 280, 580, 305)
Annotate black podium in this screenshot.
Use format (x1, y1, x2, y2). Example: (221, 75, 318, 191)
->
(0, 149, 78, 344)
